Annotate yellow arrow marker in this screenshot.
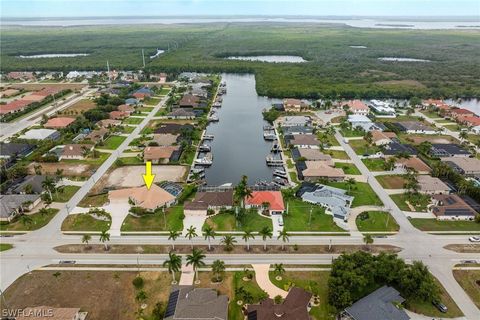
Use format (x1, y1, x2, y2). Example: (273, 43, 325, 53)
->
(142, 161, 155, 190)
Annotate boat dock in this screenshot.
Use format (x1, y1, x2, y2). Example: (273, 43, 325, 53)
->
(266, 156, 284, 166)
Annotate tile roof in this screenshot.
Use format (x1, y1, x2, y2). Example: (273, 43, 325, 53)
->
(0, 194, 40, 219)
(301, 161, 344, 179)
(343, 99, 369, 111)
(143, 146, 179, 160)
(109, 184, 176, 210)
(246, 191, 285, 211)
(44, 117, 75, 128)
(417, 175, 450, 193)
(61, 144, 93, 158)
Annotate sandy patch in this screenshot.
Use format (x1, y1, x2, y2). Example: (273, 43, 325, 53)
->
(105, 165, 187, 187)
(28, 162, 94, 177)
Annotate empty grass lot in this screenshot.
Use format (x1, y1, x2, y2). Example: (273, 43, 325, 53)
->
(410, 219, 480, 232)
(453, 270, 480, 309)
(0, 208, 59, 232)
(327, 181, 383, 207)
(122, 117, 143, 125)
(203, 211, 272, 232)
(61, 152, 110, 166)
(356, 211, 399, 232)
(78, 193, 109, 207)
(121, 206, 184, 232)
(340, 128, 364, 137)
(349, 139, 380, 155)
(376, 175, 407, 189)
(100, 136, 126, 149)
(334, 162, 361, 175)
(284, 199, 345, 232)
(61, 214, 111, 232)
(52, 185, 81, 202)
(116, 156, 143, 165)
(0, 244, 13, 251)
(325, 150, 350, 160)
(362, 158, 386, 171)
(145, 97, 161, 106)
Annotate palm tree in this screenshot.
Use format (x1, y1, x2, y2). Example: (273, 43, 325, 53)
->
(168, 230, 181, 251)
(277, 229, 290, 250)
(220, 235, 237, 251)
(20, 215, 33, 226)
(41, 177, 56, 201)
(259, 226, 273, 251)
(163, 251, 182, 284)
(346, 177, 356, 192)
(185, 226, 198, 249)
(384, 157, 396, 171)
(235, 175, 252, 208)
(363, 234, 374, 250)
(212, 259, 225, 282)
(459, 130, 468, 141)
(99, 230, 110, 251)
(273, 263, 285, 279)
(203, 226, 216, 251)
(82, 234, 91, 249)
(242, 230, 255, 251)
(55, 168, 64, 183)
(186, 248, 206, 282)
(38, 208, 49, 216)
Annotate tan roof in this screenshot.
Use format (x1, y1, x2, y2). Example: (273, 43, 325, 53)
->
(442, 157, 480, 173)
(152, 133, 179, 146)
(396, 157, 431, 173)
(118, 104, 135, 112)
(87, 128, 108, 141)
(297, 148, 332, 162)
(344, 99, 369, 111)
(371, 130, 397, 142)
(143, 146, 179, 160)
(16, 306, 80, 320)
(0, 89, 19, 97)
(283, 98, 302, 106)
(303, 161, 344, 178)
(109, 110, 128, 119)
(109, 184, 175, 210)
(417, 175, 450, 193)
(98, 119, 121, 127)
(44, 117, 75, 128)
(61, 144, 93, 157)
(290, 135, 319, 146)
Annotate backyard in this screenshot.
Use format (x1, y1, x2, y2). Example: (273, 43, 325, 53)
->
(203, 210, 272, 232)
(355, 211, 399, 232)
(121, 205, 184, 232)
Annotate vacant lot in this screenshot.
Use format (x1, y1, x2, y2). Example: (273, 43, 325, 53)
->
(327, 181, 383, 208)
(52, 186, 81, 202)
(400, 134, 458, 145)
(28, 162, 95, 177)
(1, 270, 171, 320)
(410, 219, 480, 232)
(376, 175, 407, 189)
(453, 270, 480, 309)
(362, 158, 386, 171)
(59, 99, 96, 115)
(104, 165, 187, 187)
(356, 211, 399, 232)
(10, 83, 86, 91)
(121, 206, 184, 232)
(100, 135, 126, 149)
(61, 214, 111, 232)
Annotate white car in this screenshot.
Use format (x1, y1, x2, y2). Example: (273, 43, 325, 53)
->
(469, 236, 480, 242)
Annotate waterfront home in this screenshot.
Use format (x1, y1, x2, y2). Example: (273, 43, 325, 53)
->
(369, 100, 396, 116)
(422, 99, 449, 110)
(296, 161, 345, 182)
(155, 123, 194, 135)
(456, 115, 480, 127)
(282, 126, 314, 135)
(347, 115, 379, 131)
(109, 184, 176, 212)
(0, 194, 41, 222)
(276, 115, 312, 127)
(291, 148, 333, 164)
(44, 117, 75, 129)
(395, 157, 431, 174)
(11, 175, 46, 195)
(296, 182, 353, 221)
(167, 108, 196, 119)
(97, 119, 122, 128)
(283, 98, 305, 112)
(429, 194, 477, 220)
(117, 104, 135, 114)
(86, 128, 109, 143)
(371, 130, 397, 146)
(152, 133, 180, 146)
(442, 157, 480, 176)
(284, 134, 319, 149)
(164, 286, 228, 320)
(341, 286, 409, 320)
(393, 121, 437, 134)
(19, 128, 60, 141)
(247, 287, 312, 320)
(143, 146, 181, 164)
(109, 110, 129, 120)
(417, 175, 450, 195)
(59, 144, 94, 160)
(450, 108, 475, 120)
(245, 191, 285, 215)
(184, 190, 234, 215)
(342, 100, 370, 116)
(179, 94, 201, 108)
(430, 143, 471, 158)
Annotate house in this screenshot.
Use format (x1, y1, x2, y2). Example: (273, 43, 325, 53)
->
(151, 72, 167, 83)
(245, 191, 285, 215)
(296, 161, 345, 182)
(0, 88, 20, 98)
(422, 99, 448, 109)
(109, 184, 176, 211)
(341, 286, 410, 320)
(430, 143, 471, 158)
(283, 98, 304, 112)
(11, 175, 46, 194)
(429, 194, 477, 220)
(16, 306, 84, 320)
(19, 129, 60, 141)
(0, 194, 41, 222)
(179, 94, 201, 108)
(395, 157, 431, 174)
(417, 175, 450, 195)
(247, 287, 312, 320)
(184, 190, 234, 215)
(0, 142, 35, 161)
(155, 123, 194, 135)
(442, 157, 480, 176)
(86, 128, 109, 143)
(276, 116, 311, 127)
(343, 100, 369, 116)
(450, 108, 475, 120)
(347, 115, 377, 132)
(117, 104, 135, 114)
(456, 115, 480, 127)
(369, 100, 396, 116)
(297, 183, 354, 221)
(0, 99, 31, 115)
(291, 148, 333, 164)
(471, 125, 480, 134)
(97, 119, 121, 128)
(59, 144, 94, 160)
(382, 141, 418, 157)
(152, 133, 180, 146)
(281, 126, 313, 135)
(371, 130, 397, 146)
(125, 98, 139, 105)
(284, 134, 319, 149)
(109, 110, 129, 120)
(7, 71, 35, 81)
(164, 286, 228, 320)
(167, 108, 196, 119)
(44, 117, 75, 129)
(394, 121, 437, 134)
(143, 146, 181, 164)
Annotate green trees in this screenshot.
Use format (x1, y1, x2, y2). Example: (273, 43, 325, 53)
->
(186, 248, 206, 282)
(99, 230, 110, 251)
(220, 235, 237, 252)
(212, 259, 225, 282)
(82, 234, 91, 249)
(259, 226, 273, 251)
(185, 225, 198, 249)
(163, 251, 182, 284)
(277, 229, 290, 250)
(273, 263, 285, 279)
(235, 175, 252, 208)
(242, 230, 255, 251)
(203, 226, 216, 251)
(328, 252, 440, 310)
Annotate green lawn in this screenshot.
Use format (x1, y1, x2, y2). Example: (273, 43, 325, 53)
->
(52, 186, 81, 202)
(122, 117, 143, 125)
(356, 211, 399, 232)
(340, 128, 364, 137)
(61, 152, 110, 165)
(375, 175, 407, 189)
(334, 162, 361, 175)
(121, 206, 184, 232)
(117, 156, 143, 165)
(289, 171, 300, 184)
(203, 211, 272, 232)
(420, 110, 440, 118)
(155, 109, 168, 117)
(78, 193, 109, 207)
(145, 97, 161, 106)
(159, 88, 171, 96)
(317, 132, 340, 146)
(453, 270, 480, 309)
(349, 139, 380, 155)
(137, 106, 154, 113)
(61, 214, 111, 232)
(121, 125, 135, 133)
(101, 135, 126, 149)
(410, 219, 480, 232)
(327, 181, 383, 207)
(325, 150, 349, 160)
(285, 199, 345, 232)
(0, 244, 13, 251)
(269, 271, 335, 320)
(0, 208, 59, 232)
(362, 158, 387, 172)
(286, 159, 294, 169)
(230, 271, 268, 320)
(391, 193, 430, 211)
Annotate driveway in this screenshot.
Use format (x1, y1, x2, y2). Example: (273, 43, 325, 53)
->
(182, 215, 208, 236)
(271, 214, 283, 236)
(252, 264, 288, 298)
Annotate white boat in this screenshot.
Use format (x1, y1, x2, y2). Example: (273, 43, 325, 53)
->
(195, 157, 213, 166)
(273, 169, 288, 179)
(203, 134, 214, 140)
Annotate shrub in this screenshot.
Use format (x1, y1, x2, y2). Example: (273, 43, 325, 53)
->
(132, 276, 144, 289)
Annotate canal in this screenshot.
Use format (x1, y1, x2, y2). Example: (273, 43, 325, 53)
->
(204, 73, 280, 185)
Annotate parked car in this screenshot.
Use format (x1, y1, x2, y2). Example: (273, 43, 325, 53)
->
(469, 236, 480, 242)
(278, 216, 284, 227)
(432, 300, 448, 313)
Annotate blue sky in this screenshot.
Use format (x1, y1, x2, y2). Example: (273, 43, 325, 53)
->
(1, 0, 479, 18)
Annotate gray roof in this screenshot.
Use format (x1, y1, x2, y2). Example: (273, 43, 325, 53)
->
(12, 175, 46, 194)
(282, 126, 313, 135)
(300, 184, 353, 220)
(430, 144, 471, 157)
(345, 286, 409, 320)
(0, 194, 40, 219)
(0, 143, 35, 158)
(164, 285, 228, 320)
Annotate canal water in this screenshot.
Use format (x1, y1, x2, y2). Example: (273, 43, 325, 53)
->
(204, 73, 281, 185)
